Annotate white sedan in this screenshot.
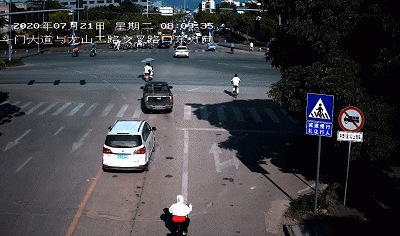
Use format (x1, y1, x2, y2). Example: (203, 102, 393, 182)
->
(174, 46, 189, 58)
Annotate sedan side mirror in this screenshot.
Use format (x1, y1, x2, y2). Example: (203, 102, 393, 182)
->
(169, 86, 173, 89)
(140, 86, 145, 89)
(152, 127, 157, 131)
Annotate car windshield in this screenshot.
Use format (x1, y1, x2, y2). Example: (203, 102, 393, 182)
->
(177, 47, 187, 50)
(146, 85, 169, 92)
(105, 135, 142, 148)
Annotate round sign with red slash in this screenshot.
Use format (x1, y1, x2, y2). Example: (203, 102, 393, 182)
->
(339, 107, 364, 132)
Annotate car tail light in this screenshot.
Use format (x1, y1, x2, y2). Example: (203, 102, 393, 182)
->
(170, 96, 173, 103)
(135, 147, 146, 154)
(103, 147, 112, 154)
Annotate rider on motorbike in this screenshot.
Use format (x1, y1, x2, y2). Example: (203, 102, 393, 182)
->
(90, 45, 96, 55)
(144, 63, 154, 79)
(169, 195, 192, 235)
(72, 45, 79, 56)
(231, 74, 241, 95)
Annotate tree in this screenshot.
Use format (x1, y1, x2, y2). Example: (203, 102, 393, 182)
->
(239, 13, 255, 41)
(267, 0, 399, 162)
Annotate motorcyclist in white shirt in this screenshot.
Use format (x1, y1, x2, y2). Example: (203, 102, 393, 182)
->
(169, 195, 192, 235)
(144, 63, 154, 79)
(231, 74, 241, 94)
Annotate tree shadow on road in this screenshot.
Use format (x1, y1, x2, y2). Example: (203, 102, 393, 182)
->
(0, 92, 25, 134)
(186, 98, 400, 228)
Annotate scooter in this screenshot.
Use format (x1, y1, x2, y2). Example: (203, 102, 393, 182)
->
(143, 69, 153, 82)
(232, 85, 238, 98)
(90, 49, 96, 57)
(172, 215, 189, 236)
(72, 49, 78, 57)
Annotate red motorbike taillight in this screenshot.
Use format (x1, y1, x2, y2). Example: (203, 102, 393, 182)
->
(103, 147, 112, 154)
(135, 147, 146, 154)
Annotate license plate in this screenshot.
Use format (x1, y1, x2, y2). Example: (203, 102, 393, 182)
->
(117, 155, 129, 159)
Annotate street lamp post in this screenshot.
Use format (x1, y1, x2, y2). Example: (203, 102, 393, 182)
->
(8, 0, 13, 61)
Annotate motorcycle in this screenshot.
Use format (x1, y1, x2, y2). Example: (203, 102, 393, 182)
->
(72, 49, 78, 57)
(90, 49, 96, 57)
(230, 47, 234, 54)
(143, 68, 154, 82)
(172, 215, 189, 236)
(232, 85, 238, 98)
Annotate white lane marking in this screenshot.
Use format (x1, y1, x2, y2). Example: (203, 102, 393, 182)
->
(116, 104, 129, 117)
(178, 127, 304, 134)
(67, 103, 85, 116)
(54, 126, 65, 136)
(242, 65, 256, 69)
(15, 157, 33, 173)
(132, 107, 142, 118)
(74, 70, 83, 74)
(184, 105, 191, 120)
(52, 102, 71, 115)
(200, 106, 208, 120)
(182, 129, 189, 203)
(26, 102, 45, 115)
(83, 103, 98, 116)
(39, 102, 58, 115)
(187, 87, 201, 91)
(216, 106, 226, 121)
(297, 183, 316, 194)
(20, 102, 32, 110)
(232, 107, 244, 122)
(72, 129, 92, 153)
(217, 63, 229, 66)
(88, 74, 98, 78)
(265, 108, 280, 123)
(209, 143, 240, 173)
(249, 107, 263, 123)
(4, 129, 32, 152)
(100, 104, 114, 117)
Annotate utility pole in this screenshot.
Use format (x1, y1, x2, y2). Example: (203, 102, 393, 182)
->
(8, 0, 13, 61)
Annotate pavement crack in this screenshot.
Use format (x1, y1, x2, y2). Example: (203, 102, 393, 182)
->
(129, 173, 148, 236)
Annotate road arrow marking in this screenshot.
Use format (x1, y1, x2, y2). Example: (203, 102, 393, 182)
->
(72, 129, 92, 153)
(209, 143, 240, 173)
(4, 129, 32, 152)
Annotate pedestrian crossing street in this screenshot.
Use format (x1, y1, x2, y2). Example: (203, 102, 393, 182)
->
(4, 100, 299, 124)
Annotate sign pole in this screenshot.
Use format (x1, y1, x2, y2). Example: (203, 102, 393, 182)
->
(344, 141, 351, 206)
(313, 136, 321, 214)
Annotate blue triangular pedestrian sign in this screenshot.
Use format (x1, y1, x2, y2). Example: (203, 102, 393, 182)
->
(306, 93, 334, 123)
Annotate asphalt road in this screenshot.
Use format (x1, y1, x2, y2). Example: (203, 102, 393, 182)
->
(0, 44, 315, 236)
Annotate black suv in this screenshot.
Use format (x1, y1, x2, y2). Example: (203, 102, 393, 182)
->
(141, 82, 173, 113)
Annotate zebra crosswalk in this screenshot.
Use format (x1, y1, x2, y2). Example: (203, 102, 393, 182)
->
(4, 100, 298, 124)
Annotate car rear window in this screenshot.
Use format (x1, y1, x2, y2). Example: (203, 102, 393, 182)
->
(154, 85, 169, 92)
(105, 135, 142, 148)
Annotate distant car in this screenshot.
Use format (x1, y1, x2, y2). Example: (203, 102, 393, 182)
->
(141, 81, 173, 113)
(102, 120, 156, 172)
(207, 43, 217, 51)
(174, 46, 189, 58)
